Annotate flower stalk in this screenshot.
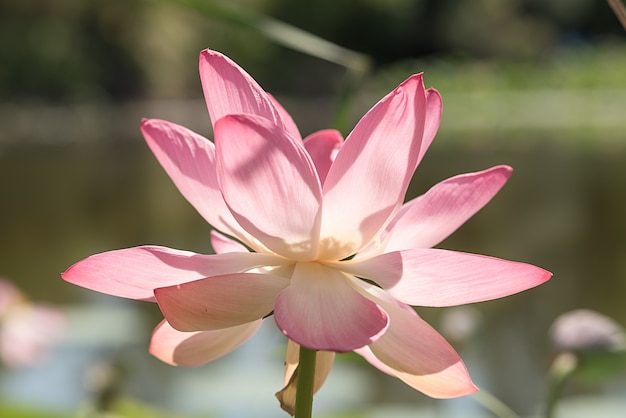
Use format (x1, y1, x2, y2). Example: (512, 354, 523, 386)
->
(545, 351, 578, 418)
(294, 346, 317, 418)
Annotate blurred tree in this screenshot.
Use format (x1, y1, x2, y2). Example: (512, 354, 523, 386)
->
(268, 0, 622, 64)
(0, 0, 146, 101)
(0, 0, 623, 101)
(439, 0, 556, 59)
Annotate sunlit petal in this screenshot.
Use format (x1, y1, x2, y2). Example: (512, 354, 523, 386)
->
(353, 282, 477, 398)
(149, 319, 262, 367)
(62, 246, 286, 301)
(215, 114, 322, 260)
(141, 119, 251, 242)
(319, 75, 427, 260)
(199, 49, 286, 131)
(342, 249, 552, 307)
(382, 165, 512, 250)
(155, 273, 289, 331)
(415, 88, 442, 167)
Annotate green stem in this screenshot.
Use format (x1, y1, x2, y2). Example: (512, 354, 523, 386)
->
(294, 346, 317, 418)
(545, 352, 578, 418)
(471, 389, 521, 418)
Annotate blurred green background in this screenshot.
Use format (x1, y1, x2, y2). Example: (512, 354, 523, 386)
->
(1, 0, 626, 417)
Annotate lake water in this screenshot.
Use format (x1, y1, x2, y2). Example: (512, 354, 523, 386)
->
(1, 95, 625, 417)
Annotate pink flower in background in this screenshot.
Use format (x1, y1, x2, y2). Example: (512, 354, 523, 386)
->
(0, 278, 65, 368)
(62, 49, 551, 398)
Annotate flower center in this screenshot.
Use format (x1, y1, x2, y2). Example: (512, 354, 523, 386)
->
(315, 237, 356, 262)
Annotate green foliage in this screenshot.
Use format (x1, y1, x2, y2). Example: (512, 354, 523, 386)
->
(0, 0, 147, 101)
(0, 404, 66, 418)
(574, 350, 626, 384)
(0, 397, 214, 418)
(375, 43, 626, 93)
(104, 396, 198, 418)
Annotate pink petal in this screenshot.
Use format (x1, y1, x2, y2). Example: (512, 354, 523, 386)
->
(274, 262, 388, 352)
(319, 75, 427, 260)
(383, 166, 513, 251)
(210, 230, 249, 254)
(199, 49, 286, 131)
(141, 119, 251, 244)
(214, 114, 322, 260)
(149, 319, 262, 367)
(62, 246, 286, 301)
(353, 283, 477, 398)
(154, 273, 289, 331)
(341, 249, 552, 307)
(303, 129, 343, 185)
(415, 88, 442, 167)
(268, 93, 302, 141)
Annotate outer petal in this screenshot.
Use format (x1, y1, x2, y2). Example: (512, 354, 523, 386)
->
(62, 246, 286, 301)
(199, 49, 287, 132)
(303, 129, 343, 185)
(274, 262, 388, 352)
(215, 114, 322, 261)
(319, 75, 427, 260)
(210, 230, 249, 254)
(340, 249, 552, 307)
(141, 119, 251, 244)
(352, 282, 477, 398)
(149, 319, 262, 367)
(154, 273, 289, 331)
(415, 88, 442, 167)
(276, 339, 336, 415)
(382, 165, 512, 251)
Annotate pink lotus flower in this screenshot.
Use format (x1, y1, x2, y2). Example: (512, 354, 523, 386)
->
(62, 49, 551, 399)
(0, 278, 66, 368)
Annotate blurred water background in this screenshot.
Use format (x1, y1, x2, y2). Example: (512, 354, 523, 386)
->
(1, 0, 626, 417)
